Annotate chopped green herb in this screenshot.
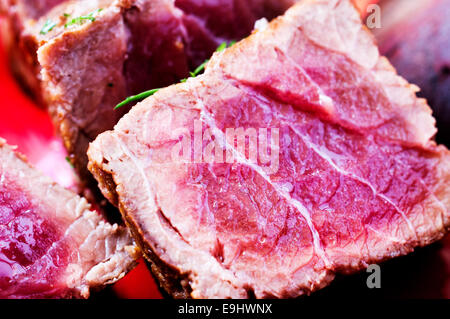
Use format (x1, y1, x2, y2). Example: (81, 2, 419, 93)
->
(188, 41, 235, 77)
(114, 89, 161, 110)
(65, 8, 103, 28)
(114, 41, 236, 109)
(216, 42, 227, 52)
(190, 60, 209, 78)
(63, 13, 71, 17)
(40, 19, 57, 35)
(65, 156, 74, 168)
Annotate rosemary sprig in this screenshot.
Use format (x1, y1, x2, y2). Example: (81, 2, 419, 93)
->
(114, 89, 161, 110)
(189, 60, 209, 78)
(40, 19, 57, 35)
(216, 42, 228, 52)
(114, 41, 236, 110)
(65, 156, 74, 168)
(187, 41, 236, 78)
(65, 9, 103, 28)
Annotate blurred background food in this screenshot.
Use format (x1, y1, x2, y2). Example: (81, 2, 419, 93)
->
(375, 0, 450, 146)
(0, 0, 449, 298)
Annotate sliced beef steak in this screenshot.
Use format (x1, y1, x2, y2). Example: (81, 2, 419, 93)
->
(88, 0, 450, 298)
(0, 138, 138, 298)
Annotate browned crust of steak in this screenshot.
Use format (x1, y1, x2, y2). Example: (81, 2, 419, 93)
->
(121, 201, 193, 299)
(89, 162, 192, 298)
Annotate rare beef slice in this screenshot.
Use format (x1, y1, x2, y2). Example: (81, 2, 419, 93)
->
(88, 0, 450, 298)
(0, 138, 138, 298)
(1, 0, 297, 187)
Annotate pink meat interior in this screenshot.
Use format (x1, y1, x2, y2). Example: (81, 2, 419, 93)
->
(0, 178, 70, 297)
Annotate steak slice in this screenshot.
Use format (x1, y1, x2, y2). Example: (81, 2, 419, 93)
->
(0, 138, 138, 299)
(37, 0, 132, 185)
(88, 0, 450, 298)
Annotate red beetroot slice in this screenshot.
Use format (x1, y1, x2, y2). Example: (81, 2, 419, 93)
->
(88, 0, 450, 298)
(0, 139, 138, 298)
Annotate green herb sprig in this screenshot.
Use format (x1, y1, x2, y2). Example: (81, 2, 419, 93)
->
(40, 19, 57, 35)
(39, 9, 103, 35)
(183, 41, 235, 80)
(65, 156, 74, 168)
(114, 41, 236, 110)
(65, 9, 103, 28)
(114, 89, 161, 110)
